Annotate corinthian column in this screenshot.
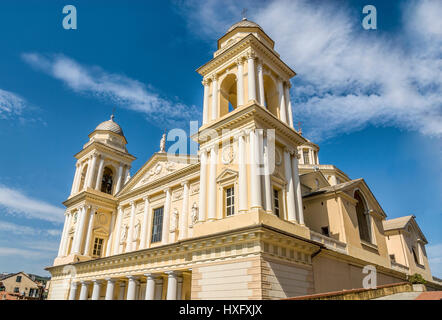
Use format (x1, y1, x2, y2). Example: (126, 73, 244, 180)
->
(105, 210, 116, 256)
(140, 196, 150, 249)
(278, 79, 287, 124)
(95, 155, 105, 190)
(202, 79, 210, 125)
(284, 82, 294, 128)
(284, 149, 296, 222)
(236, 58, 244, 106)
(257, 60, 265, 106)
(207, 146, 218, 220)
(198, 149, 208, 222)
(162, 188, 172, 245)
(211, 74, 218, 120)
(86, 153, 98, 189)
(126, 276, 139, 300)
(91, 280, 102, 300)
(247, 51, 257, 102)
(249, 130, 262, 209)
(83, 206, 96, 256)
(113, 206, 123, 255)
(291, 151, 304, 225)
(126, 201, 136, 252)
(179, 181, 189, 240)
(237, 132, 248, 213)
(263, 135, 273, 213)
(70, 163, 81, 195)
(73, 206, 88, 255)
(165, 271, 178, 300)
(105, 278, 115, 300)
(144, 274, 156, 300)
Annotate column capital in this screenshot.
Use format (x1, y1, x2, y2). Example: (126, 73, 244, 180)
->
(104, 278, 116, 282)
(202, 78, 210, 86)
(165, 270, 181, 277)
(80, 280, 91, 285)
(92, 279, 103, 284)
(71, 281, 79, 288)
(129, 200, 135, 206)
(210, 73, 218, 81)
(143, 195, 150, 202)
(164, 187, 171, 194)
(181, 180, 190, 187)
(144, 273, 158, 279)
(236, 57, 244, 66)
(126, 275, 139, 281)
(246, 50, 256, 60)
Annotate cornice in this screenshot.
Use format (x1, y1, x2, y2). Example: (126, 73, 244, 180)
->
(74, 141, 136, 163)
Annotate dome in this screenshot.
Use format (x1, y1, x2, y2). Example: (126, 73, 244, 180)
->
(95, 115, 124, 136)
(227, 18, 263, 33)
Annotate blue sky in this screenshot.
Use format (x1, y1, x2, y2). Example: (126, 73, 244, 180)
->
(0, 0, 440, 278)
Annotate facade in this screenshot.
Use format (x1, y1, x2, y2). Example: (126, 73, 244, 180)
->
(0, 272, 46, 299)
(46, 18, 439, 300)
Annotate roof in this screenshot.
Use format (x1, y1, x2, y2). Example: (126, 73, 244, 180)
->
(94, 115, 124, 136)
(227, 18, 263, 33)
(383, 215, 415, 231)
(303, 178, 363, 198)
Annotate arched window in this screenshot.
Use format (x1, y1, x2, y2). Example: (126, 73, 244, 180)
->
(263, 75, 278, 118)
(219, 74, 238, 117)
(78, 165, 88, 191)
(354, 190, 371, 242)
(101, 167, 114, 194)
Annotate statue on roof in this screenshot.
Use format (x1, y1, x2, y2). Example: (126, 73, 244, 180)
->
(159, 129, 167, 153)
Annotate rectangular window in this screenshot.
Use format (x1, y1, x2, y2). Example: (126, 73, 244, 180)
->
(225, 187, 235, 216)
(16, 276, 22, 283)
(14, 287, 19, 293)
(303, 151, 310, 164)
(321, 226, 330, 237)
(29, 288, 34, 297)
(273, 189, 280, 217)
(92, 238, 104, 257)
(151, 207, 164, 243)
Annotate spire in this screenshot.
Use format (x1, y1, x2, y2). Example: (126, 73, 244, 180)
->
(241, 8, 248, 20)
(110, 107, 116, 121)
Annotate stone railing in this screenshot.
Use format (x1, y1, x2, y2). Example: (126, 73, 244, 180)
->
(390, 260, 409, 273)
(310, 230, 347, 254)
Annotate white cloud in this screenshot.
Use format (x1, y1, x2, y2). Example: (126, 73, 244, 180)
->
(0, 220, 61, 237)
(427, 243, 442, 278)
(0, 185, 65, 223)
(22, 53, 201, 128)
(0, 88, 26, 119)
(177, 0, 442, 141)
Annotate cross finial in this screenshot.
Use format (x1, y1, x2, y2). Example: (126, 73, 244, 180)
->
(241, 8, 247, 20)
(111, 107, 116, 121)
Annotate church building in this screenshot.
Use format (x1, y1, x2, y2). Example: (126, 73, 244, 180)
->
(46, 18, 439, 300)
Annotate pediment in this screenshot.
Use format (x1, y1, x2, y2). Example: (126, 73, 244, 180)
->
(118, 153, 196, 195)
(216, 168, 238, 183)
(93, 226, 109, 237)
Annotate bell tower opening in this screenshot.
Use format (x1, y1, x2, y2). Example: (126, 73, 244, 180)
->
(100, 166, 115, 194)
(263, 75, 278, 118)
(219, 73, 238, 117)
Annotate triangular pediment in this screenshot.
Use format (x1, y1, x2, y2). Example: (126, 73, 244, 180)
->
(216, 168, 238, 183)
(117, 153, 198, 196)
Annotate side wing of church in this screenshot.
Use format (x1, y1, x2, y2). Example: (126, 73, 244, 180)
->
(46, 18, 440, 300)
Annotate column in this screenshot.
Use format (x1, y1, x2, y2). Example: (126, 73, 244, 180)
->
(79, 281, 89, 300)
(247, 51, 257, 102)
(207, 146, 218, 220)
(83, 156, 93, 191)
(126, 201, 136, 252)
(86, 153, 98, 189)
(113, 206, 123, 255)
(68, 282, 78, 300)
(61, 213, 73, 256)
(126, 276, 138, 300)
(198, 149, 208, 222)
(95, 156, 105, 190)
(284, 82, 294, 128)
(105, 210, 116, 257)
(236, 58, 244, 106)
(73, 206, 88, 255)
(91, 280, 102, 300)
(83, 206, 96, 256)
(57, 212, 70, 257)
(309, 149, 314, 165)
(249, 130, 262, 209)
(140, 197, 150, 249)
(211, 74, 218, 120)
(263, 135, 273, 213)
(105, 278, 115, 300)
(73, 162, 84, 194)
(202, 79, 210, 125)
(284, 149, 297, 222)
(115, 163, 124, 194)
(177, 276, 183, 300)
(278, 79, 287, 124)
(291, 151, 304, 225)
(165, 271, 178, 300)
(179, 181, 189, 240)
(238, 132, 248, 213)
(144, 274, 156, 300)
(162, 188, 171, 245)
(118, 281, 126, 300)
(70, 163, 81, 195)
(257, 60, 265, 106)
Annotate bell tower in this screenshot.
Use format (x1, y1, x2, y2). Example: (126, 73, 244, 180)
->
(193, 18, 308, 235)
(54, 115, 136, 265)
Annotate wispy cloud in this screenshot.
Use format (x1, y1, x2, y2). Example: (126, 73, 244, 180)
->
(0, 88, 26, 119)
(427, 243, 442, 278)
(177, 0, 442, 141)
(21, 53, 201, 128)
(0, 185, 65, 223)
(0, 220, 61, 238)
